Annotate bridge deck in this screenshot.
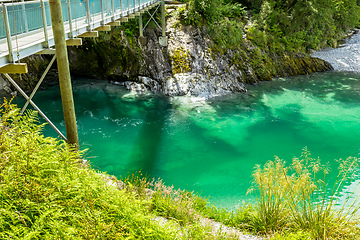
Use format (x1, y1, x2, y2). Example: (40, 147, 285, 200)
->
(0, 0, 158, 69)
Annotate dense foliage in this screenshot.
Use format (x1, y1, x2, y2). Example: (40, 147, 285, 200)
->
(180, 0, 360, 52)
(2, 101, 360, 239)
(0, 100, 232, 239)
(0, 99, 177, 239)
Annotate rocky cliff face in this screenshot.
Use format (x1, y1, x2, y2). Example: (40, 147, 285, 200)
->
(68, 18, 248, 98)
(67, 4, 332, 98)
(3, 4, 332, 98)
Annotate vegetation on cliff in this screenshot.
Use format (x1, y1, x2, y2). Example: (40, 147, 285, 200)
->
(174, 0, 359, 81)
(66, 1, 334, 86)
(181, 0, 360, 52)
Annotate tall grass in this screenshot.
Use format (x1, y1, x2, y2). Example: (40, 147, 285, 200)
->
(248, 148, 360, 239)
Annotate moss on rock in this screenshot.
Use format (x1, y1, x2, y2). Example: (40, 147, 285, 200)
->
(170, 47, 192, 74)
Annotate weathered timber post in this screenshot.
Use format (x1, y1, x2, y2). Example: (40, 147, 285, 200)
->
(139, 13, 147, 45)
(159, 0, 167, 46)
(49, 0, 79, 147)
(139, 13, 143, 37)
(161, 0, 165, 37)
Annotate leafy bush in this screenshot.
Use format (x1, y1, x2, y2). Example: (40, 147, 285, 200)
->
(0, 100, 178, 239)
(0, 100, 237, 239)
(250, 0, 360, 52)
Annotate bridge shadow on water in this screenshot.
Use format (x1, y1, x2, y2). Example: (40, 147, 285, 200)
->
(126, 96, 171, 176)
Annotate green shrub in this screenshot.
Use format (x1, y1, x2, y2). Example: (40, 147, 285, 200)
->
(248, 148, 360, 239)
(0, 100, 178, 239)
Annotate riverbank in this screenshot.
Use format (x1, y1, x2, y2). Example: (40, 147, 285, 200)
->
(311, 32, 360, 73)
(2, 98, 360, 239)
(0, 100, 264, 239)
(0, 3, 333, 99)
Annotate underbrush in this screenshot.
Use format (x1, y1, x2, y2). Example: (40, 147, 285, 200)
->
(1, 100, 360, 239)
(0, 100, 228, 239)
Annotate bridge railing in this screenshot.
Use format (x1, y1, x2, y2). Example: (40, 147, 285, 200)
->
(1, 0, 157, 57)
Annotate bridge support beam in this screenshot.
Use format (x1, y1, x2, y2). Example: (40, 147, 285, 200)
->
(0, 64, 28, 74)
(66, 38, 83, 46)
(3, 73, 67, 141)
(139, 13, 147, 45)
(107, 21, 120, 26)
(159, 0, 167, 46)
(78, 31, 99, 38)
(95, 25, 111, 31)
(36, 49, 56, 55)
(119, 17, 128, 22)
(20, 55, 57, 115)
(49, 0, 79, 147)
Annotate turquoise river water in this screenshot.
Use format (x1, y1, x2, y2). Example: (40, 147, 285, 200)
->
(9, 71, 360, 209)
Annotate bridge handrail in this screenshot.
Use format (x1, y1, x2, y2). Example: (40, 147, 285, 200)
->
(0, 0, 158, 66)
(1, 0, 155, 39)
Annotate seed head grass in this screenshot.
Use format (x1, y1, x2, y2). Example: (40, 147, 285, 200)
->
(248, 148, 360, 239)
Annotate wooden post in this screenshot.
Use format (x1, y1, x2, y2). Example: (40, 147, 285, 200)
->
(138, 12, 147, 45)
(48, 0, 79, 147)
(158, 0, 167, 46)
(161, 0, 165, 37)
(139, 13, 143, 37)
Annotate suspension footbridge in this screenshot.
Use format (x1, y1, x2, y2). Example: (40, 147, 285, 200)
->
(0, 0, 166, 146)
(0, 0, 161, 71)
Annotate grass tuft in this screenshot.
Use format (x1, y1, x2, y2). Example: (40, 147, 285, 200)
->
(248, 147, 360, 239)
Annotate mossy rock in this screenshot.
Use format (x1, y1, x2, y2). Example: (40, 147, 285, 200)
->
(170, 47, 192, 74)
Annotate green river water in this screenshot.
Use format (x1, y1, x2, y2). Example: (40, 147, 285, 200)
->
(9, 71, 360, 209)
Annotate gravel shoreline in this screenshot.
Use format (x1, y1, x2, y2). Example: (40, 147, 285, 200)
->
(311, 32, 360, 73)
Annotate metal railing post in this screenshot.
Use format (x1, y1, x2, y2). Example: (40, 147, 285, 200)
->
(2, 4, 14, 63)
(120, 0, 122, 17)
(21, 0, 29, 32)
(40, 0, 49, 48)
(100, 0, 104, 24)
(86, 0, 91, 29)
(111, 0, 115, 20)
(127, 0, 129, 15)
(67, 0, 73, 38)
(133, 0, 135, 12)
